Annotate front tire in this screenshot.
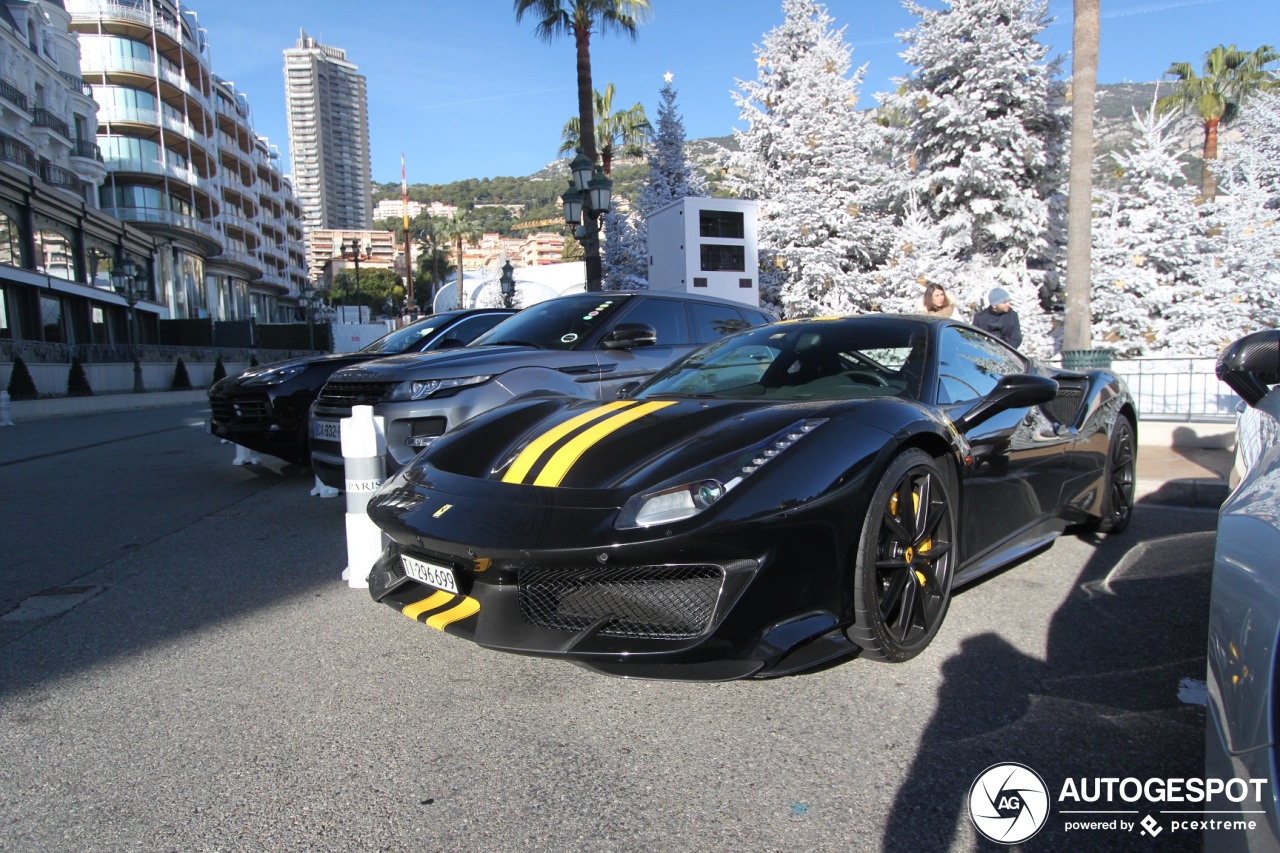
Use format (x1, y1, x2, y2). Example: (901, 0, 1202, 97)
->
(847, 449, 957, 663)
(1096, 417, 1136, 534)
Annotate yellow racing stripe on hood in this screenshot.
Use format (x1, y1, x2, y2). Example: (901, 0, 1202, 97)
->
(502, 400, 635, 484)
(532, 400, 677, 487)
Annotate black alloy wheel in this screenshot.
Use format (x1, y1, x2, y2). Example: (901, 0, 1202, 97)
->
(1097, 417, 1136, 533)
(848, 449, 957, 663)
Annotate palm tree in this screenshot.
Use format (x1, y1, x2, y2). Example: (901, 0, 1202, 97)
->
(1063, 0, 1099, 354)
(514, 0, 653, 166)
(1157, 44, 1279, 199)
(559, 83, 651, 175)
(439, 211, 481, 310)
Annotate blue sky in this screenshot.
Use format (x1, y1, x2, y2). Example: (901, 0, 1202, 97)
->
(188, 0, 1278, 187)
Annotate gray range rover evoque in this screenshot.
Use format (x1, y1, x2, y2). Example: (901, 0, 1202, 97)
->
(310, 290, 776, 489)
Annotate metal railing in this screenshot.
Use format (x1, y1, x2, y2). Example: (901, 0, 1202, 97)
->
(31, 108, 71, 139)
(0, 79, 28, 112)
(71, 139, 104, 162)
(0, 133, 38, 171)
(1079, 357, 1239, 421)
(39, 161, 88, 195)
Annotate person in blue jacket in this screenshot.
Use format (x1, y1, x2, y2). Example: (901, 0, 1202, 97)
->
(971, 287, 1022, 349)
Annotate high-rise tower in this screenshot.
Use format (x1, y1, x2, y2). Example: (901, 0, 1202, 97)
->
(283, 32, 371, 233)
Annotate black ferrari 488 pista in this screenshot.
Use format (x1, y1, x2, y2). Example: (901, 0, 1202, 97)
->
(365, 314, 1137, 680)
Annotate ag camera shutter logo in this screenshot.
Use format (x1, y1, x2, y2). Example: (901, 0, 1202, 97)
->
(969, 763, 1051, 844)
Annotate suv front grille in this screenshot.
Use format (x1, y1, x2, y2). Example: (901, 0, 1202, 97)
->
(518, 565, 724, 639)
(210, 396, 271, 425)
(316, 381, 396, 415)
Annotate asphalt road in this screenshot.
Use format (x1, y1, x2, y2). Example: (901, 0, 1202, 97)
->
(0, 404, 1217, 852)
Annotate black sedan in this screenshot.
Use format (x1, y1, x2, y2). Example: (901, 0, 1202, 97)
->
(207, 309, 512, 464)
(365, 315, 1137, 680)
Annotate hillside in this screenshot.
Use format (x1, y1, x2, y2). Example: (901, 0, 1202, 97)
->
(373, 83, 1208, 235)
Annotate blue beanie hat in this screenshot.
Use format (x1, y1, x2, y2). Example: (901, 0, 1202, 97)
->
(988, 287, 1011, 306)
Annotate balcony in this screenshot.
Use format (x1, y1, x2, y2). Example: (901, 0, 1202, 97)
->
(71, 139, 104, 162)
(0, 134, 38, 172)
(40, 161, 88, 196)
(0, 79, 29, 113)
(100, 205, 221, 251)
(58, 71, 94, 99)
(32, 109, 71, 140)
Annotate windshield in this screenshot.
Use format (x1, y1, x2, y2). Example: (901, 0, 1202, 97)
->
(361, 316, 443, 354)
(638, 320, 928, 401)
(471, 294, 631, 351)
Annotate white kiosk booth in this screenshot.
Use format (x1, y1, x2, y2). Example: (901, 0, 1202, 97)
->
(647, 197, 760, 307)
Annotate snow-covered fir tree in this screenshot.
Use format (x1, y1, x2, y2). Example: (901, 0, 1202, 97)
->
(1187, 90, 1280, 352)
(602, 75, 707, 290)
(601, 208, 648, 290)
(727, 0, 896, 318)
(1089, 108, 1207, 356)
(880, 0, 1068, 353)
(638, 75, 709, 218)
(874, 193, 961, 316)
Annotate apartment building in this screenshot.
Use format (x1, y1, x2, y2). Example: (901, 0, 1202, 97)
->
(65, 0, 306, 323)
(306, 227, 396, 289)
(283, 32, 371, 232)
(372, 197, 422, 223)
(0, 0, 156, 345)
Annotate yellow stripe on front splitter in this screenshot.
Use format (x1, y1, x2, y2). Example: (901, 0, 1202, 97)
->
(402, 590, 454, 620)
(426, 596, 480, 630)
(532, 400, 677, 487)
(502, 400, 636, 484)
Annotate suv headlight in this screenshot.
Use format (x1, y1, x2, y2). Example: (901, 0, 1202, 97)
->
(240, 363, 307, 386)
(616, 419, 827, 529)
(388, 374, 492, 401)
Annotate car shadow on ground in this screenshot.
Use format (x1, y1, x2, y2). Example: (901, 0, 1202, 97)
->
(881, 514, 1215, 852)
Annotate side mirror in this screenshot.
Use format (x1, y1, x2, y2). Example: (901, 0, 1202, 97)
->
(1217, 330, 1280, 407)
(616, 381, 641, 400)
(435, 337, 466, 350)
(954, 374, 1059, 434)
(602, 322, 658, 350)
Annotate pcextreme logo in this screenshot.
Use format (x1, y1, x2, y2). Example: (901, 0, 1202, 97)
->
(968, 763, 1050, 844)
(968, 764, 1271, 844)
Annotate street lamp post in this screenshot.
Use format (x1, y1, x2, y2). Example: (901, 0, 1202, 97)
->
(111, 257, 144, 393)
(499, 259, 516, 309)
(300, 281, 316, 351)
(562, 148, 613, 292)
(339, 237, 371, 320)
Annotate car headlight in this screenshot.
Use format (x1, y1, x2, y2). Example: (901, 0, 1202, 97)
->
(240, 363, 307, 386)
(616, 418, 827, 529)
(388, 374, 492, 401)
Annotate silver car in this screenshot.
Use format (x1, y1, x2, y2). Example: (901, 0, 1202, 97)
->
(309, 290, 776, 488)
(1206, 328, 1280, 852)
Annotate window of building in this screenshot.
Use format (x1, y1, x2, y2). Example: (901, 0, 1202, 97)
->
(34, 228, 75, 280)
(40, 294, 64, 342)
(0, 285, 11, 338)
(699, 209, 745, 239)
(0, 211, 25, 267)
(700, 244, 745, 272)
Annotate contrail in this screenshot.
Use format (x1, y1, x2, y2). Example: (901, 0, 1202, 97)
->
(1101, 0, 1227, 19)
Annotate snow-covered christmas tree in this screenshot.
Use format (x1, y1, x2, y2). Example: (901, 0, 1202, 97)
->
(727, 0, 896, 318)
(880, 0, 1068, 353)
(1090, 108, 1207, 356)
(603, 74, 708, 290)
(1189, 90, 1280, 352)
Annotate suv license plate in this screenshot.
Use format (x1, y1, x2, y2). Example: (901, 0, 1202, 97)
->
(313, 419, 341, 441)
(401, 555, 458, 594)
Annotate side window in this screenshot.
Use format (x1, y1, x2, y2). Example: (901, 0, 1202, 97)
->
(617, 298, 689, 345)
(937, 326, 1027, 404)
(438, 313, 507, 346)
(742, 309, 774, 328)
(689, 302, 753, 343)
